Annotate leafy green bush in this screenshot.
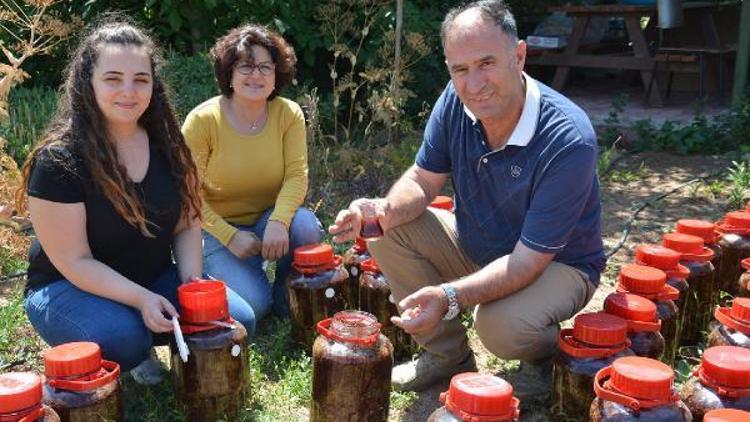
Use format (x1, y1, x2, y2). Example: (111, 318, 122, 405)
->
(0, 86, 58, 165)
(161, 52, 218, 119)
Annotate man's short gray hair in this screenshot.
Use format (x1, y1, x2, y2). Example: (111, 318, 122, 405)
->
(440, 0, 518, 48)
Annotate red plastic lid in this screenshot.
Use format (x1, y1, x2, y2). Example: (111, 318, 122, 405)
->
(676, 219, 718, 244)
(715, 298, 750, 335)
(604, 293, 661, 333)
(608, 357, 675, 403)
(44, 342, 102, 378)
(572, 313, 628, 347)
(662, 232, 714, 262)
(699, 346, 750, 389)
(353, 236, 368, 253)
(635, 244, 681, 270)
(430, 196, 454, 211)
(294, 244, 335, 267)
(359, 257, 380, 274)
(0, 372, 42, 414)
(742, 257, 750, 271)
(316, 310, 381, 346)
(724, 211, 750, 230)
(178, 280, 229, 324)
(440, 372, 520, 421)
(618, 264, 667, 295)
(704, 409, 750, 422)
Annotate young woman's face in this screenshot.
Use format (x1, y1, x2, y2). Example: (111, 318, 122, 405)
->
(231, 44, 276, 102)
(92, 44, 153, 129)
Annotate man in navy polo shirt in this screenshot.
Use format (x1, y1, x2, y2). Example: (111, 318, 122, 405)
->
(329, 0, 604, 398)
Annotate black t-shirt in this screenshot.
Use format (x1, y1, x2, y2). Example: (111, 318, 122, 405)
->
(25, 144, 182, 293)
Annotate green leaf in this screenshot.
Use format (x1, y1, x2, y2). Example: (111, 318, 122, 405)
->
(168, 8, 182, 32)
(204, 0, 217, 9)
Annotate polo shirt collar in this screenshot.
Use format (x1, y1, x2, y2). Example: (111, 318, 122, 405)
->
(463, 72, 541, 148)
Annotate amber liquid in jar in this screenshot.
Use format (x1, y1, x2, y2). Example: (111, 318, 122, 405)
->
(44, 382, 121, 422)
(738, 268, 750, 298)
(590, 397, 692, 421)
(360, 217, 384, 241)
(311, 312, 393, 422)
(680, 376, 750, 420)
(655, 299, 680, 366)
(680, 260, 715, 346)
(707, 324, 750, 349)
(287, 265, 352, 347)
(171, 324, 249, 422)
(717, 234, 750, 301)
(342, 244, 370, 309)
(628, 330, 665, 360)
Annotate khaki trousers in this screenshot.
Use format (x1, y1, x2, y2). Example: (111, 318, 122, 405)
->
(368, 208, 596, 364)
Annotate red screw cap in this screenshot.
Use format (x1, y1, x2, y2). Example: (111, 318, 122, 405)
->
(44, 342, 102, 378)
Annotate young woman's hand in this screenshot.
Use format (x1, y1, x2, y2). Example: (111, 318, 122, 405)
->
(137, 292, 179, 333)
(227, 230, 262, 259)
(262, 220, 289, 261)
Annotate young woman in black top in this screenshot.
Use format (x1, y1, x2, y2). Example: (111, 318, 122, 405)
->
(15, 19, 255, 374)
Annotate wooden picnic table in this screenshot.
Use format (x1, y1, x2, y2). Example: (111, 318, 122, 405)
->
(526, 1, 741, 105)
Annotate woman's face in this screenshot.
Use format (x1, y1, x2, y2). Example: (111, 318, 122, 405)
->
(231, 44, 276, 102)
(92, 44, 153, 129)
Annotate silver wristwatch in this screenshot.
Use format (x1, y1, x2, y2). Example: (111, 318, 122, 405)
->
(440, 283, 460, 320)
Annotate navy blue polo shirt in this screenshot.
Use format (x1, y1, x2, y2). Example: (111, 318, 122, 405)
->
(416, 75, 606, 285)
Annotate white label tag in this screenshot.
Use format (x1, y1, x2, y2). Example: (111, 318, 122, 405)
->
(325, 288, 335, 299)
(388, 294, 395, 304)
(231, 344, 241, 357)
(350, 267, 359, 277)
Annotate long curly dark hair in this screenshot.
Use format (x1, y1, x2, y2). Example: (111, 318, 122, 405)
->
(16, 18, 200, 237)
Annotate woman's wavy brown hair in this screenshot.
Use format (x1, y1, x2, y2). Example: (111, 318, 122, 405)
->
(16, 18, 201, 237)
(211, 23, 297, 100)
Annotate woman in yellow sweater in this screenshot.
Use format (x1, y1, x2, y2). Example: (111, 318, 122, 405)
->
(183, 24, 322, 328)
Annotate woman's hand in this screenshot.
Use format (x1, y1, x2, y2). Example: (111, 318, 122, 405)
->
(137, 292, 179, 333)
(227, 230, 262, 259)
(262, 220, 289, 261)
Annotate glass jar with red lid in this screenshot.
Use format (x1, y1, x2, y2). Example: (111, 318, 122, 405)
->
(552, 313, 634, 420)
(677, 219, 723, 300)
(287, 244, 352, 347)
(311, 310, 392, 422)
(615, 264, 679, 364)
(709, 298, 750, 349)
(590, 356, 692, 421)
(171, 280, 249, 421)
(428, 372, 520, 422)
(604, 292, 666, 360)
(635, 244, 690, 313)
(716, 212, 750, 301)
(429, 196, 454, 212)
(0, 372, 59, 422)
(358, 258, 417, 361)
(703, 408, 750, 421)
(737, 258, 750, 298)
(41, 342, 121, 422)
(663, 232, 716, 346)
(342, 237, 370, 309)
(679, 346, 750, 420)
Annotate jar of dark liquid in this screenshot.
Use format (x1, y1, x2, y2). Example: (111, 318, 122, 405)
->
(429, 196, 454, 212)
(616, 264, 679, 364)
(703, 408, 750, 421)
(287, 244, 353, 347)
(663, 232, 716, 346)
(635, 244, 690, 316)
(677, 219, 724, 307)
(553, 313, 634, 420)
(716, 212, 750, 301)
(428, 372, 520, 422)
(0, 372, 59, 422)
(171, 280, 249, 422)
(604, 292, 666, 360)
(738, 258, 750, 298)
(679, 346, 750, 420)
(342, 237, 370, 309)
(42, 342, 122, 422)
(358, 258, 417, 361)
(311, 310, 392, 422)
(590, 356, 692, 421)
(708, 298, 750, 349)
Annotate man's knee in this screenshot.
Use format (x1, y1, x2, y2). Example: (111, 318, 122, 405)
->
(474, 304, 555, 361)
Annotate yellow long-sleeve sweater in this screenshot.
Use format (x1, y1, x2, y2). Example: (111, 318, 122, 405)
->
(182, 96, 308, 246)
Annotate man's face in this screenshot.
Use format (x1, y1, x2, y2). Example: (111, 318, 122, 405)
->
(444, 14, 525, 122)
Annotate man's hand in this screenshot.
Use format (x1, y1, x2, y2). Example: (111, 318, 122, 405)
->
(391, 285, 450, 336)
(227, 230, 262, 259)
(262, 220, 289, 261)
(328, 198, 389, 243)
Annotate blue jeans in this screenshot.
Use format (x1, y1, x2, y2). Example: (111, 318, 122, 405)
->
(203, 207, 323, 319)
(24, 265, 256, 371)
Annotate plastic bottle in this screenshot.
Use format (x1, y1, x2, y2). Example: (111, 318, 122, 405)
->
(677, 219, 723, 307)
(737, 258, 750, 298)
(708, 298, 750, 349)
(590, 356, 692, 421)
(428, 372, 520, 422)
(635, 244, 690, 315)
(715, 212, 750, 301)
(615, 264, 679, 363)
(604, 292, 666, 360)
(358, 258, 417, 361)
(679, 346, 750, 420)
(552, 313, 634, 420)
(311, 310, 392, 421)
(287, 244, 353, 347)
(0, 372, 59, 422)
(663, 232, 716, 346)
(41, 342, 121, 422)
(342, 237, 370, 309)
(171, 280, 249, 421)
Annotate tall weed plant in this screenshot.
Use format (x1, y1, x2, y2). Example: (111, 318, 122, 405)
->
(0, 86, 58, 165)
